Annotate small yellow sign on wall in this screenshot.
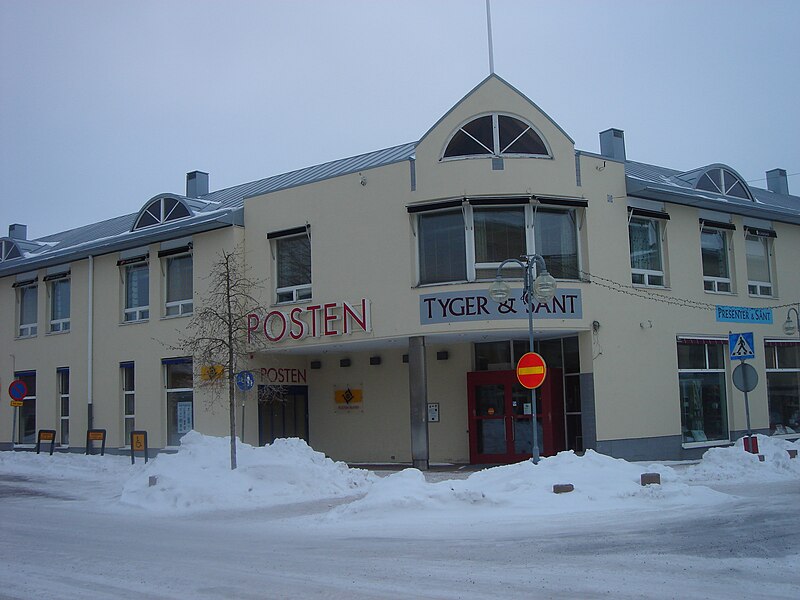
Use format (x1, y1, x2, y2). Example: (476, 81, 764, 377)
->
(335, 387, 363, 411)
(201, 365, 224, 381)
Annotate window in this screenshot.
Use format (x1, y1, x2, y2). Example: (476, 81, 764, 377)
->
(275, 234, 311, 303)
(165, 360, 193, 446)
(132, 197, 192, 230)
(745, 234, 772, 297)
(165, 254, 193, 316)
(765, 342, 800, 436)
(629, 217, 664, 286)
(49, 278, 70, 332)
(695, 168, 751, 200)
(122, 363, 135, 444)
(443, 114, 549, 159)
(416, 204, 579, 285)
(16, 371, 36, 445)
(1, 239, 22, 261)
(58, 368, 69, 446)
(701, 227, 731, 293)
(17, 284, 38, 337)
(677, 340, 729, 444)
(124, 262, 150, 322)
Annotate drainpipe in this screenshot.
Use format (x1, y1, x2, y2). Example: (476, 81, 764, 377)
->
(87, 255, 94, 430)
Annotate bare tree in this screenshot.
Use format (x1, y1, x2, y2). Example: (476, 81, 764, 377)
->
(177, 243, 265, 469)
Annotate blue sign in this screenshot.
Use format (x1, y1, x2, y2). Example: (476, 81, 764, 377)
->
(8, 379, 28, 401)
(729, 332, 755, 361)
(420, 288, 582, 325)
(235, 371, 255, 391)
(716, 305, 773, 324)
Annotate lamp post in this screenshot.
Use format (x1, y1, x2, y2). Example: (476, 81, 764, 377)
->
(783, 306, 800, 337)
(488, 254, 557, 464)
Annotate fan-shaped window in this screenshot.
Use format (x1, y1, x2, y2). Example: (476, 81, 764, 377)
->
(443, 114, 549, 159)
(133, 197, 192, 231)
(695, 168, 751, 200)
(1, 239, 22, 262)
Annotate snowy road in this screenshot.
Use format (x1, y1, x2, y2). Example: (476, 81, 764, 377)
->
(1, 473, 799, 599)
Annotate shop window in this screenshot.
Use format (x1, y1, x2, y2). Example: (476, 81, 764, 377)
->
(17, 284, 38, 337)
(677, 339, 729, 444)
(695, 168, 751, 200)
(629, 217, 664, 287)
(745, 234, 773, 297)
(443, 114, 549, 159)
(700, 227, 732, 293)
(122, 363, 135, 444)
(765, 342, 800, 436)
(58, 368, 69, 446)
(274, 233, 312, 303)
(48, 278, 71, 332)
(124, 262, 150, 322)
(164, 254, 193, 316)
(165, 360, 193, 446)
(417, 205, 579, 285)
(16, 371, 36, 445)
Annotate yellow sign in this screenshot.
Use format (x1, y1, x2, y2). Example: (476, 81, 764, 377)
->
(132, 433, 146, 451)
(335, 388, 363, 410)
(88, 431, 105, 441)
(201, 365, 225, 381)
(39, 431, 55, 441)
(10, 400, 23, 407)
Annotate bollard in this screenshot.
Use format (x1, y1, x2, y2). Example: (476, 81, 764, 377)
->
(148, 475, 158, 487)
(758, 455, 765, 462)
(640, 473, 661, 486)
(553, 484, 574, 494)
(788, 449, 798, 459)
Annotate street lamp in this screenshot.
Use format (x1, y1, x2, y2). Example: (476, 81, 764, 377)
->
(783, 306, 799, 337)
(488, 254, 557, 464)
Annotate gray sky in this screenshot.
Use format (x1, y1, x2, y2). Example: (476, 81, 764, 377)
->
(2, 0, 799, 240)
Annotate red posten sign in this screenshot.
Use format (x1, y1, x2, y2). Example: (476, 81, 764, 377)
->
(247, 298, 371, 344)
(516, 352, 547, 389)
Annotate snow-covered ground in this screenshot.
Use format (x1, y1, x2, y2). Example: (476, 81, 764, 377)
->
(1, 433, 799, 599)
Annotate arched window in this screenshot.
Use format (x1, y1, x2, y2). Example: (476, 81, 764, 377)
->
(132, 197, 192, 231)
(695, 168, 751, 200)
(0, 239, 22, 262)
(443, 114, 549, 159)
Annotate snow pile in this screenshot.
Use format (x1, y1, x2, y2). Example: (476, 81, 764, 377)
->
(330, 450, 724, 520)
(0, 449, 134, 485)
(119, 431, 375, 514)
(682, 434, 800, 483)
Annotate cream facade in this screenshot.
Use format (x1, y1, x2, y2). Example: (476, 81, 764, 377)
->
(2, 75, 799, 465)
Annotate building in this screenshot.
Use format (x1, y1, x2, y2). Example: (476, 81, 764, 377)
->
(2, 75, 798, 465)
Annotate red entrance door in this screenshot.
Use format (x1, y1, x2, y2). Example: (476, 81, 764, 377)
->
(467, 369, 564, 464)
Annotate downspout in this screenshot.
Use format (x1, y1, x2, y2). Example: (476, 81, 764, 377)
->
(87, 254, 94, 430)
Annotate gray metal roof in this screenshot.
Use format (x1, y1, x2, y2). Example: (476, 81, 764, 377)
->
(624, 160, 800, 225)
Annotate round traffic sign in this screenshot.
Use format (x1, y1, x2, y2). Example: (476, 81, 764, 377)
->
(732, 363, 758, 393)
(8, 379, 28, 401)
(516, 352, 547, 389)
(235, 370, 255, 391)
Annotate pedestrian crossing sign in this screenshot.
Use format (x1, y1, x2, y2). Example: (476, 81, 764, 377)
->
(729, 332, 755, 361)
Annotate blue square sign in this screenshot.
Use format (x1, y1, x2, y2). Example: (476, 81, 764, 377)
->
(729, 332, 755, 361)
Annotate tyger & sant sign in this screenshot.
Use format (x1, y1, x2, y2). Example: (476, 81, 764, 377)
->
(420, 289, 583, 324)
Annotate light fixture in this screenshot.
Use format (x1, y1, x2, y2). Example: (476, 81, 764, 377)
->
(784, 307, 799, 336)
(532, 270, 557, 302)
(488, 278, 511, 303)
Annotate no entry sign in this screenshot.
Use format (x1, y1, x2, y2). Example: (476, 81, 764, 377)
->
(516, 352, 547, 389)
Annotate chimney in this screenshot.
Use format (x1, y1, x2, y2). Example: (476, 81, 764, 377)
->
(599, 128, 626, 161)
(766, 168, 789, 195)
(186, 171, 209, 197)
(8, 224, 27, 240)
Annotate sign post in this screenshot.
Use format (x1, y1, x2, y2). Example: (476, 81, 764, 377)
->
(8, 379, 28, 446)
(130, 430, 149, 464)
(235, 371, 255, 443)
(729, 332, 758, 453)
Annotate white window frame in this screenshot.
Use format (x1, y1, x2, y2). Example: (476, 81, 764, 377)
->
(273, 231, 312, 304)
(164, 253, 193, 317)
(48, 277, 71, 333)
(165, 361, 193, 447)
(122, 363, 135, 446)
(58, 368, 69, 446)
(745, 233, 773, 297)
(442, 113, 552, 160)
(123, 262, 150, 322)
(17, 284, 38, 338)
(677, 339, 730, 447)
(628, 216, 665, 287)
(700, 226, 732, 294)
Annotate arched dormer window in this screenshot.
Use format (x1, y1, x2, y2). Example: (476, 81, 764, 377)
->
(695, 167, 752, 200)
(1, 239, 22, 262)
(132, 196, 192, 231)
(443, 113, 550, 160)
